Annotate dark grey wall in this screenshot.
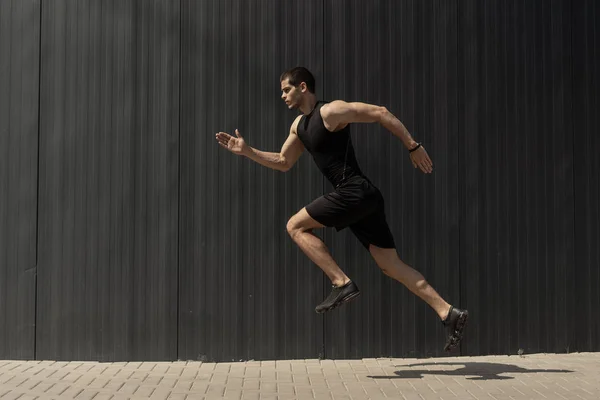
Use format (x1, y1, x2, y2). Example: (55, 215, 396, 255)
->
(322, 0, 461, 359)
(572, 0, 600, 352)
(36, 0, 179, 361)
(0, 0, 39, 360)
(0, 0, 598, 361)
(458, 0, 575, 356)
(178, 0, 326, 362)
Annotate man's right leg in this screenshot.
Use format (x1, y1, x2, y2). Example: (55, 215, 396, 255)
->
(286, 208, 349, 286)
(287, 207, 360, 313)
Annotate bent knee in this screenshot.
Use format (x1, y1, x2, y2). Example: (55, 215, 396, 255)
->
(286, 218, 296, 236)
(286, 214, 313, 238)
(286, 216, 302, 238)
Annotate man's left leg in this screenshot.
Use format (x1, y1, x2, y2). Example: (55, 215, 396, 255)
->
(369, 245, 469, 351)
(368, 245, 451, 319)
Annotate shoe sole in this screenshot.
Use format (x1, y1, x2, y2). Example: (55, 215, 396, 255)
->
(315, 291, 361, 314)
(444, 311, 469, 352)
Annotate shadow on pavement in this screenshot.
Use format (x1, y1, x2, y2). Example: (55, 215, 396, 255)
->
(368, 362, 573, 381)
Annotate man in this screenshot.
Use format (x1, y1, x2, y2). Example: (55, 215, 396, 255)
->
(215, 67, 468, 351)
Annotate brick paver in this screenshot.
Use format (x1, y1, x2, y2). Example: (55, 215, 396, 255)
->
(0, 353, 599, 399)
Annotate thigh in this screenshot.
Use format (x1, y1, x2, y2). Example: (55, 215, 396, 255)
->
(349, 208, 396, 250)
(288, 207, 326, 231)
(305, 191, 376, 229)
(369, 245, 400, 265)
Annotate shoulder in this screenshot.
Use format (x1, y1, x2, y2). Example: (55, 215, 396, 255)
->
(320, 100, 351, 131)
(320, 100, 348, 119)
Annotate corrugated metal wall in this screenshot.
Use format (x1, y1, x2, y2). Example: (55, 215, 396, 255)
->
(572, 0, 600, 352)
(0, 0, 598, 361)
(457, 0, 576, 356)
(178, 0, 326, 362)
(0, 0, 39, 360)
(322, 0, 461, 360)
(36, 0, 179, 361)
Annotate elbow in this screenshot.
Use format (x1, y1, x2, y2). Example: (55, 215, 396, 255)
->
(377, 106, 389, 122)
(279, 156, 290, 172)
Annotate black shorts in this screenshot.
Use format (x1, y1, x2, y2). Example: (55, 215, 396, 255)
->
(305, 175, 396, 250)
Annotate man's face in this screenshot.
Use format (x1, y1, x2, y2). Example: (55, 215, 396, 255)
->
(280, 79, 304, 109)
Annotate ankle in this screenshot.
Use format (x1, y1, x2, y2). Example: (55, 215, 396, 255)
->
(440, 304, 453, 321)
(332, 278, 350, 287)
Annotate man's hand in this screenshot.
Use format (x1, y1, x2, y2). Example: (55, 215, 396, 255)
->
(215, 129, 248, 155)
(409, 145, 434, 174)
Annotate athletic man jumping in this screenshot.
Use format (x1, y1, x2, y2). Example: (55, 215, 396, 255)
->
(215, 67, 468, 351)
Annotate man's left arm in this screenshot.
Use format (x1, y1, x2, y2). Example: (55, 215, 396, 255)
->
(321, 100, 433, 173)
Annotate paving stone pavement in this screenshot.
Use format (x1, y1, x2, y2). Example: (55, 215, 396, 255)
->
(1, 353, 599, 399)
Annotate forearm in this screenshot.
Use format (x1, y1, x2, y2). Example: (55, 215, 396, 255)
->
(379, 109, 418, 150)
(244, 147, 287, 171)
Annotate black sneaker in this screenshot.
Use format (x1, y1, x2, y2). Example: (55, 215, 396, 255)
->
(315, 280, 360, 313)
(442, 306, 469, 351)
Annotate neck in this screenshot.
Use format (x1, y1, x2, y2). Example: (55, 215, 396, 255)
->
(299, 95, 318, 115)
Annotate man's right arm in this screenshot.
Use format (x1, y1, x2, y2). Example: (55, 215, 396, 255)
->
(244, 115, 304, 172)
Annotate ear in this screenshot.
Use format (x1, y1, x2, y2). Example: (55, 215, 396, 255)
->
(299, 82, 308, 93)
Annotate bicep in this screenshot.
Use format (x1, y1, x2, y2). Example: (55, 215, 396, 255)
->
(280, 126, 304, 170)
(325, 100, 386, 126)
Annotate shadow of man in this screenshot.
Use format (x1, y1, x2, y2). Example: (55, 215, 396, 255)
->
(368, 361, 573, 381)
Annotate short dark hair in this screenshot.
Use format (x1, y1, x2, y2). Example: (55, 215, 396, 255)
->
(280, 67, 315, 93)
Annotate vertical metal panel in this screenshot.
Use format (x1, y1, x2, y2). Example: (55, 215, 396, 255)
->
(179, 0, 325, 361)
(322, 0, 460, 359)
(573, 0, 600, 352)
(0, 0, 39, 359)
(37, 0, 179, 361)
(458, 0, 575, 356)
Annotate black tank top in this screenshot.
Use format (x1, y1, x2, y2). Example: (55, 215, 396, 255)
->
(296, 101, 364, 188)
